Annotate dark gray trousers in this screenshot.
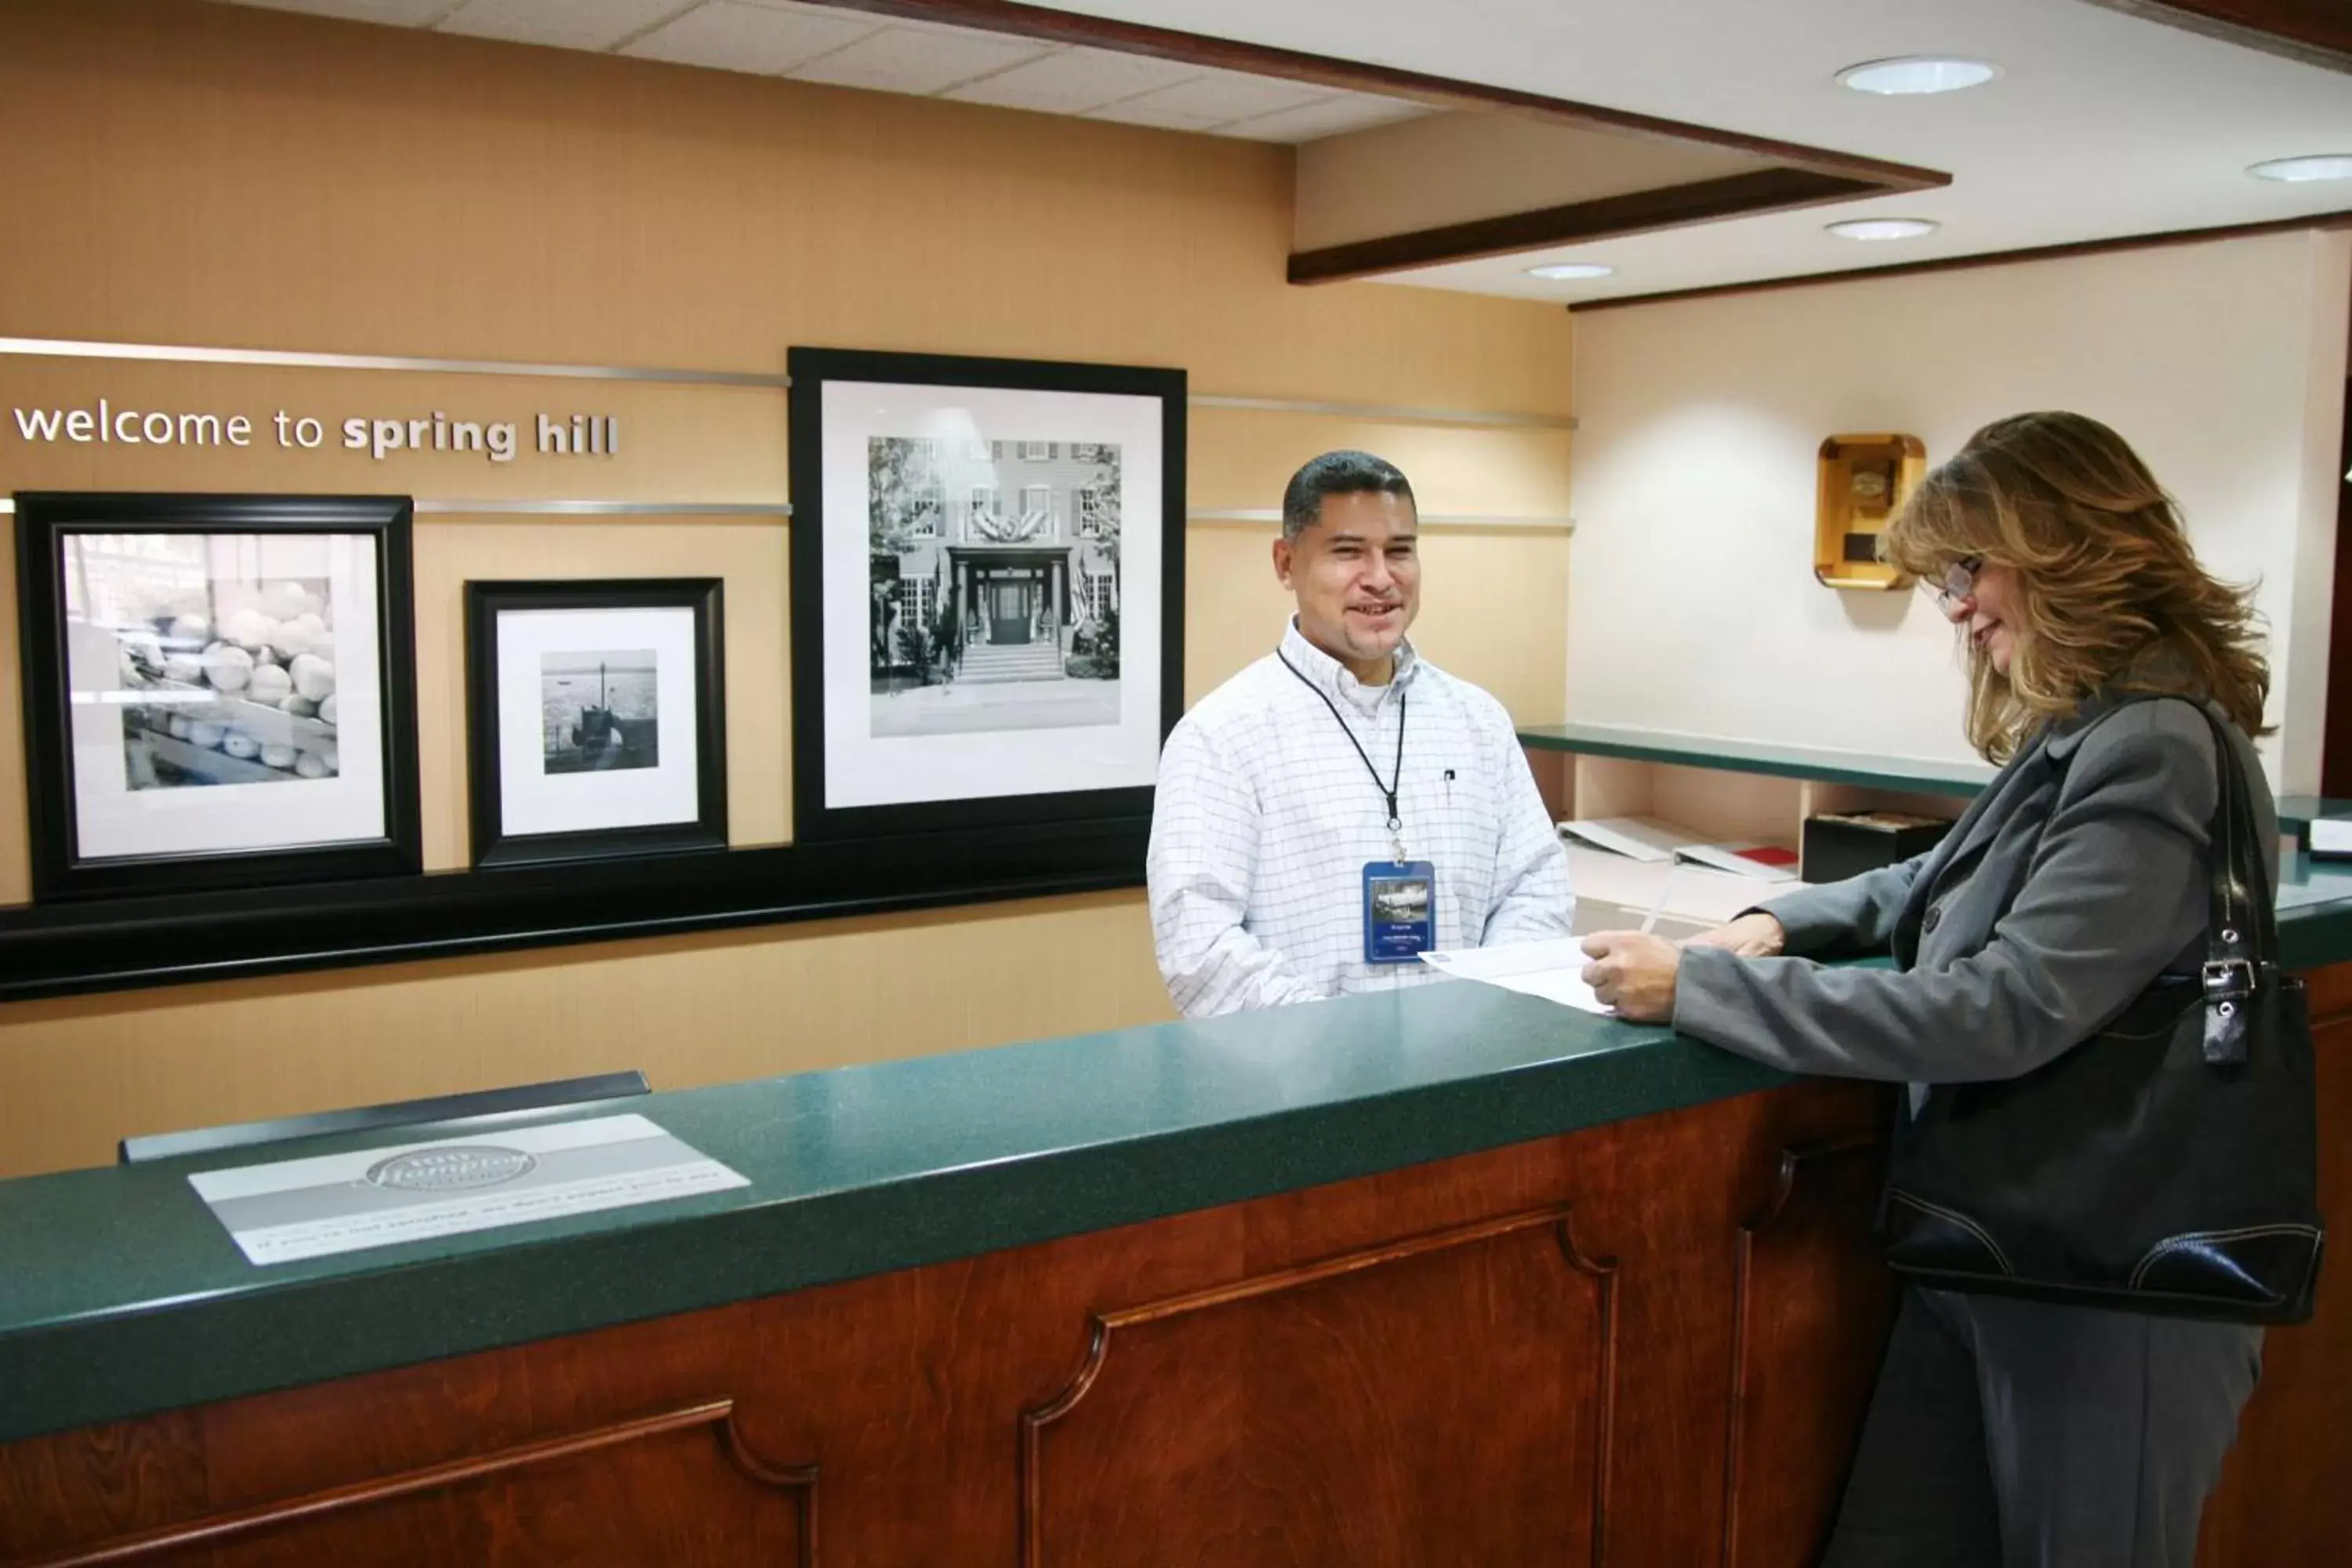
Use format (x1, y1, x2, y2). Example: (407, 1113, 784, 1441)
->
(1820, 1287, 2263, 1568)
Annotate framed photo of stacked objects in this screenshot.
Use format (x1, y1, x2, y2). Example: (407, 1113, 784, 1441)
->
(786, 347, 1185, 844)
(13, 492, 421, 902)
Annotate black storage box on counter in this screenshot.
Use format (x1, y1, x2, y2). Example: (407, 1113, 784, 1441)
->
(1800, 811, 1955, 885)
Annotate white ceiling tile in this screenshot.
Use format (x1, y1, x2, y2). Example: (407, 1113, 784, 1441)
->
(1084, 97, 1229, 133)
(622, 2, 877, 74)
(1107, 67, 1334, 125)
(437, 0, 689, 52)
(786, 25, 1054, 95)
(946, 45, 1202, 114)
(728, 0, 892, 22)
(220, 0, 456, 23)
(1218, 93, 1433, 143)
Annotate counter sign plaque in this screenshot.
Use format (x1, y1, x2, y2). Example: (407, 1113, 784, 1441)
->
(187, 1113, 747, 1266)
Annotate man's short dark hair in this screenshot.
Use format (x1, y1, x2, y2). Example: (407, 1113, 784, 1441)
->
(1281, 450, 1416, 540)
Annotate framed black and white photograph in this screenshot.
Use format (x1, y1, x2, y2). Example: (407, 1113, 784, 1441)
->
(787, 347, 1184, 841)
(13, 492, 420, 902)
(464, 578, 726, 868)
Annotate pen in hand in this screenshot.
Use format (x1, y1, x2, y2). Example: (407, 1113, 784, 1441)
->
(1637, 865, 1680, 936)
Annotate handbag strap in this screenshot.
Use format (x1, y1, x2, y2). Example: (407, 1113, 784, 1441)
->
(2189, 700, 2274, 1067)
(2057, 695, 2270, 1066)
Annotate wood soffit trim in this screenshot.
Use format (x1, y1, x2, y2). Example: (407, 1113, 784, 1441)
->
(1566, 209, 2352, 313)
(2075, 0, 2352, 74)
(1287, 169, 1882, 285)
(810, 0, 1943, 183)
(805, 0, 1948, 279)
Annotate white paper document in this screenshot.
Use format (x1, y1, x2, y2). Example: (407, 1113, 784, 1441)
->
(1421, 936, 1611, 1014)
(1555, 815, 1701, 862)
(186, 1112, 750, 1266)
(2310, 817, 2352, 857)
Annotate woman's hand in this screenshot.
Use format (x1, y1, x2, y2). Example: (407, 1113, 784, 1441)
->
(1679, 911, 1787, 958)
(1580, 931, 1682, 1022)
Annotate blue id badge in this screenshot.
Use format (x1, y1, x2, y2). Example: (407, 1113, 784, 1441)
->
(1363, 860, 1437, 964)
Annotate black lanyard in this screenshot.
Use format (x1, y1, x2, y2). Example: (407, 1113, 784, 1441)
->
(1276, 649, 1407, 842)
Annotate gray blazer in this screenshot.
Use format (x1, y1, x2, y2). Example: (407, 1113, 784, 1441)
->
(1675, 695, 2277, 1083)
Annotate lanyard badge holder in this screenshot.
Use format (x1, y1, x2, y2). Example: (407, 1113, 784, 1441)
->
(1278, 651, 1436, 964)
(1363, 859, 1437, 963)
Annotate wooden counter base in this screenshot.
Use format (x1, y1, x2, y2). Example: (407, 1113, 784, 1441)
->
(4, 970, 2347, 1565)
(0, 1079, 1891, 1566)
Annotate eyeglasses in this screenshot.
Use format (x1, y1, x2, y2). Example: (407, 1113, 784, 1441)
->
(1927, 555, 1983, 608)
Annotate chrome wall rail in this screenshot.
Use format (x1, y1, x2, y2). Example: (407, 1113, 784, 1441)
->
(1189, 394, 1573, 430)
(0, 336, 792, 388)
(415, 499, 792, 517)
(0, 497, 792, 517)
(1187, 506, 1572, 531)
(0, 338, 1573, 429)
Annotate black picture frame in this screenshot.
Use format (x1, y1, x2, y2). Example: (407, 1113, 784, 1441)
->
(13, 492, 421, 903)
(463, 578, 728, 869)
(786, 347, 1185, 844)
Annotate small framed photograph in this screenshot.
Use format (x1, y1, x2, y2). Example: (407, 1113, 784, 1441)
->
(13, 492, 421, 902)
(787, 347, 1185, 842)
(463, 578, 727, 868)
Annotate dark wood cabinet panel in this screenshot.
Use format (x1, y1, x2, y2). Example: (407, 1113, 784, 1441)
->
(1722, 1138, 1897, 1568)
(4, 1403, 812, 1568)
(2197, 992, 2352, 1566)
(0, 1410, 209, 1559)
(1022, 1207, 1614, 1566)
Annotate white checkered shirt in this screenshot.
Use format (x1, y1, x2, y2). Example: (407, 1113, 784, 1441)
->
(1147, 621, 1573, 1018)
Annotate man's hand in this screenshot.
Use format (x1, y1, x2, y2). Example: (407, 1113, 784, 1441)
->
(1679, 911, 1787, 958)
(1580, 931, 1682, 1022)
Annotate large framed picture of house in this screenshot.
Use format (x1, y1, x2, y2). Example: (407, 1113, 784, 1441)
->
(786, 347, 1185, 842)
(13, 492, 421, 902)
(463, 578, 728, 868)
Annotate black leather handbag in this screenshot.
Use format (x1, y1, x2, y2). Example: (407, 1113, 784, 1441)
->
(1879, 699, 2325, 1324)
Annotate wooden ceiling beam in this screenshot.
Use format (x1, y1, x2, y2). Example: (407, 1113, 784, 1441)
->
(2077, 0, 2352, 74)
(1288, 169, 1882, 285)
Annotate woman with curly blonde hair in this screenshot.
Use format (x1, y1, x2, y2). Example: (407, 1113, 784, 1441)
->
(1583, 411, 2277, 1565)
(1896, 411, 2270, 764)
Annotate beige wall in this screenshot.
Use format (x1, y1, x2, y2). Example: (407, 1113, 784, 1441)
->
(1293, 111, 1764, 252)
(1566, 230, 2352, 788)
(0, 0, 1573, 1176)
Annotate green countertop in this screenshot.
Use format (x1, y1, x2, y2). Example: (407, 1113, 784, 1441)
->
(1517, 732, 2352, 840)
(1516, 722, 1996, 797)
(2274, 855, 2352, 968)
(2277, 797, 2352, 833)
(7, 857, 2352, 1446)
(0, 984, 1778, 1446)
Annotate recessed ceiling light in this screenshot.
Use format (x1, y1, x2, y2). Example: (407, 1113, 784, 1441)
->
(1525, 263, 1615, 281)
(2249, 154, 2352, 183)
(1836, 56, 2000, 96)
(1826, 218, 1940, 241)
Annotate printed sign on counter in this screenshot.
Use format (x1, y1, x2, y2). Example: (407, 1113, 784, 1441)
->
(186, 1113, 749, 1266)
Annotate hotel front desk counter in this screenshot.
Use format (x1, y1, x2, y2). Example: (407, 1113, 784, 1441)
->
(6, 864, 2352, 1566)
